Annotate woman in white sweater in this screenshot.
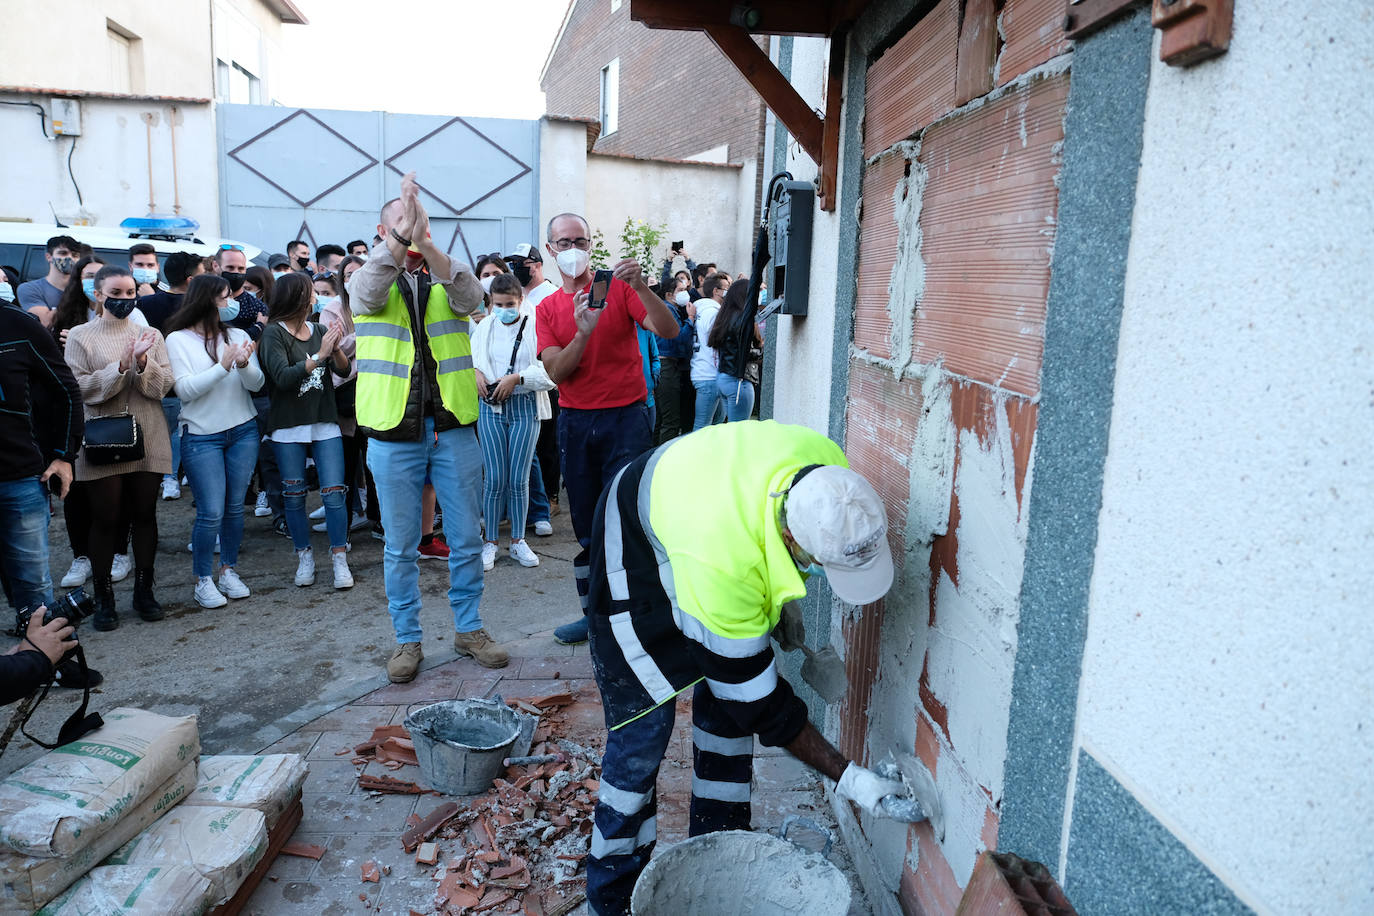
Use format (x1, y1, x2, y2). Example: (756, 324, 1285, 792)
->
(164, 275, 265, 609)
(471, 273, 555, 571)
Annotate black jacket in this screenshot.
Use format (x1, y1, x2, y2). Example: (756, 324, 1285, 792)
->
(0, 305, 83, 482)
(0, 649, 53, 705)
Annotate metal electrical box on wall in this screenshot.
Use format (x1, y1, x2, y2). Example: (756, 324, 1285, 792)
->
(51, 99, 82, 135)
(764, 179, 813, 318)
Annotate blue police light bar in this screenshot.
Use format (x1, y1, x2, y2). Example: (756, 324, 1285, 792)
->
(120, 215, 201, 239)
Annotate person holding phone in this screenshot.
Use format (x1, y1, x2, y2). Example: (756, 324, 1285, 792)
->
(64, 265, 174, 631)
(534, 213, 682, 647)
(258, 272, 355, 592)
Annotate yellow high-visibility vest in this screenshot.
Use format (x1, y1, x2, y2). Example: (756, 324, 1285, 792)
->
(354, 280, 478, 431)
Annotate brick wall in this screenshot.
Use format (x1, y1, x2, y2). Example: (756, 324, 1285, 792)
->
(542, 0, 766, 175)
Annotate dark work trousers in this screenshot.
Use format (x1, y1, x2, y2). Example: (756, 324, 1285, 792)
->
(653, 357, 686, 444)
(536, 389, 561, 502)
(341, 429, 363, 517)
(556, 402, 652, 615)
(585, 679, 755, 915)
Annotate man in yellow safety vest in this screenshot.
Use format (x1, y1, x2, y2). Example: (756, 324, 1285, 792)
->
(347, 172, 509, 682)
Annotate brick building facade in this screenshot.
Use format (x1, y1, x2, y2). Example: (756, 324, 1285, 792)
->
(541, 0, 767, 216)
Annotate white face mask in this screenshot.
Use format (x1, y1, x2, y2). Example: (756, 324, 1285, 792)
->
(674, 290, 690, 306)
(555, 247, 590, 279)
(479, 275, 495, 293)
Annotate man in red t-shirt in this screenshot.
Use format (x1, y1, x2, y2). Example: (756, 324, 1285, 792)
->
(536, 213, 681, 645)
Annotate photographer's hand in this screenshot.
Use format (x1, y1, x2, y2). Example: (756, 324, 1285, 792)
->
(24, 611, 76, 666)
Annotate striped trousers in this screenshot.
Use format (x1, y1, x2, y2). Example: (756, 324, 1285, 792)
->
(477, 392, 540, 540)
(587, 681, 755, 916)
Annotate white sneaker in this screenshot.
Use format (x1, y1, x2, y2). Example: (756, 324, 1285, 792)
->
(110, 553, 132, 583)
(194, 576, 227, 608)
(332, 551, 353, 589)
(217, 567, 250, 599)
(510, 540, 540, 568)
(533, 520, 553, 537)
(481, 541, 498, 571)
(61, 556, 91, 588)
(294, 548, 315, 586)
(311, 520, 327, 532)
(161, 476, 181, 500)
(308, 505, 326, 520)
(254, 492, 271, 517)
(186, 535, 221, 553)
(349, 513, 370, 532)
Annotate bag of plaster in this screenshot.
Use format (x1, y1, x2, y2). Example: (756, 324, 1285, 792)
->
(103, 804, 266, 905)
(34, 864, 212, 916)
(0, 762, 197, 914)
(182, 754, 307, 829)
(0, 708, 199, 859)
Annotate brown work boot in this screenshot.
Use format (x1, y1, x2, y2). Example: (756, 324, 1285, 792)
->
(386, 642, 423, 683)
(453, 628, 509, 669)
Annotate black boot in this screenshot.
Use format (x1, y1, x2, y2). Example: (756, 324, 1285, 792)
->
(93, 576, 119, 631)
(132, 569, 164, 622)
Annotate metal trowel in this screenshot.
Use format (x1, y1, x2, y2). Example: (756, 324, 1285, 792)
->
(876, 753, 944, 840)
(798, 644, 848, 704)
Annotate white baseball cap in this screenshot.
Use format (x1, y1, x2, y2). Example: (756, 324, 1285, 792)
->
(786, 466, 894, 606)
(505, 242, 542, 263)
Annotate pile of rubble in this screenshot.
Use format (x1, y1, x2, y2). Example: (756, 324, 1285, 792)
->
(350, 690, 603, 915)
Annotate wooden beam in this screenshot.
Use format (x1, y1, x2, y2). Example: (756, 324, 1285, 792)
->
(705, 24, 825, 165)
(632, 0, 835, 36)
(818, 31, 846, 211)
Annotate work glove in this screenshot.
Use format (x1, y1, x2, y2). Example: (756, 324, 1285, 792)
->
(836, 763, 909, 817)
(772, 601, 806, 653)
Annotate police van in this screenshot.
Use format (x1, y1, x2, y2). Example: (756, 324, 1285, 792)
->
(0, 217, 264, 282)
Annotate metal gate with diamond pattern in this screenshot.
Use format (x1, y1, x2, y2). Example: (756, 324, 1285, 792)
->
(217, 104, 538, 266)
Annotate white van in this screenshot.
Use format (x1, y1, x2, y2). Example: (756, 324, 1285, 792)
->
(0, 221, 264, 282)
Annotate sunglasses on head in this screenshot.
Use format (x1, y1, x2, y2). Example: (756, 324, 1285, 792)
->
(218, 244, 244, 252)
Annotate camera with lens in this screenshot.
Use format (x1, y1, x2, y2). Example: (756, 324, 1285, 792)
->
(14, 587, 94, 636)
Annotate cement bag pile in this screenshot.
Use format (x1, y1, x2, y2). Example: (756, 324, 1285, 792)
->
(34, 864, 211, 916)
(0, 708, 199, 858)
(184, 754, 307, 828)
(0, 763, 197, 914)
(103, 805, 266, 905)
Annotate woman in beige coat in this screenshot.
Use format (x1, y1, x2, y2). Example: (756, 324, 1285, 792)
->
(64, 265, 174, 630)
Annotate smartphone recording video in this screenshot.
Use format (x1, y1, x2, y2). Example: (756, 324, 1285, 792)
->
(591, 269, 613, 309)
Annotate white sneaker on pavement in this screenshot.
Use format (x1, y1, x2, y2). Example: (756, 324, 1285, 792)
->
(194, 577, 227, 608)
(110, 553, 132, 583)
(161, 476, 181, 500)
(186, 535, 221, 553)
(254, 492, 271, 517)
(510, 540, 539, 568)
(533, 520, 553, 537)
(311, 520, 327, 532)
(309, 505, 326, 520)
(332, 551, 353, 589)
(294, 548, 315, 586)
(61, 556, 91, 588)
(218, 567, 250, 598)
(349, 513, 370, 532)
(481, 541, 498, 571)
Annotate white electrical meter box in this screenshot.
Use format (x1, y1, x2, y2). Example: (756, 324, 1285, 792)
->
(51, 98, 82, 135)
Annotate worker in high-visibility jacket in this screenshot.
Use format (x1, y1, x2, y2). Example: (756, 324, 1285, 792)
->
(584, 419, 912, 916)
(347, 171, 509, 683)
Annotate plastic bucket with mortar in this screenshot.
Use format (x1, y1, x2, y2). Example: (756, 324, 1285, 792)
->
(403, 698, 522, 795)
(630, 828, 851, 915)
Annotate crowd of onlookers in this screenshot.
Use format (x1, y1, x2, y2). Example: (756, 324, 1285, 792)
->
(0, 172, 765, 687)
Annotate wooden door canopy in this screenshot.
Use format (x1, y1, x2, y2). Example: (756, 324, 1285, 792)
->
(631, 0, 870, 210)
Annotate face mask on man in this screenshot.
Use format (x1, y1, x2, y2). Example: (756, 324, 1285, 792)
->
(495, 307, 521, 325)
(219, 300, 241, 323)
(0, 282, 13, 303)
(674, 290, 690, 306)
(295, 256, 310, 269)
(104, 297, 137, 320)
(132, 268, 159, 286)
(53, 256, 75, 275)
(81, 278, 97, 300)
(510, 262, 533, 286)
(555, 248, 589, 279)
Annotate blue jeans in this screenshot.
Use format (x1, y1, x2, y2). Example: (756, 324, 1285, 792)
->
(272, 436, 347, 551)
(528, 455, 550, 524)
(479, 394, 540, 541)
(715, 373, 755, 423)
(693, 381, 723, 431)
(0, 477, 53, 614)
(367, 419, 484, 643)
(162, 397, 182, 479)
(558, 403, 653, 615)
(181, 419, 259, 577)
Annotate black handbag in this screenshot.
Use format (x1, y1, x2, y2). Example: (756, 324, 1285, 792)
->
(82, 414, 144, 465)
